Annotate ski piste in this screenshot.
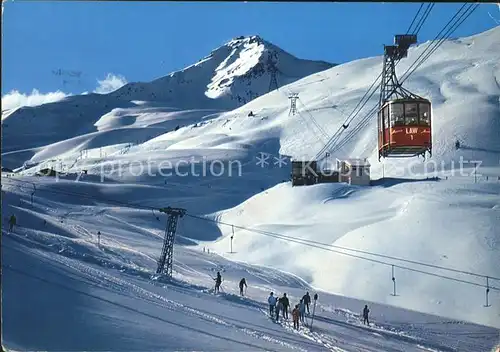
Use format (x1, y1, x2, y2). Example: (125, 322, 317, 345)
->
(3, 224, 498, 351)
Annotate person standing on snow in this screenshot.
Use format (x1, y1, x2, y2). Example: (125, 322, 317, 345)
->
(299, 298, 306, 323)
(8, 214, 17, 232)
(292, 305, 300, 330)
(267, 292, 277, 317)
(214, 271, 222, 294)
(302, 292, 311, 314)
(276, 296, 283, 321)
(281, 293, 290, 319)
(363, 304, 370, 325)
(239, 278, 247, 296)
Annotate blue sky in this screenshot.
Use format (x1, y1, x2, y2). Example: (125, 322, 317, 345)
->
(2, 1, 499, 97)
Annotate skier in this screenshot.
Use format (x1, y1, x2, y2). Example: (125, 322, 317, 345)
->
(239, 278, 247, 296)
(281, 293, 290, 319)
(267, 292, 277, 317)
(8, 214, 17, 232)
(292, 305, 300, 330)
(299, 298, 306, 323)
(363, 304, 370, 325)
(276, 296, 283, 321)
(302, 292, 311, 314)
(214, 271, 222, 294)
(455, 139, 460, 150)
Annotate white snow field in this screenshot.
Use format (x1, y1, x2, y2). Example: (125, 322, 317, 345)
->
(2, 26, 500, 351)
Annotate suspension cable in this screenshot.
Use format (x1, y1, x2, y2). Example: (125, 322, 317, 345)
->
(329, 3, 477, 154)
(4, 176, 499, 287)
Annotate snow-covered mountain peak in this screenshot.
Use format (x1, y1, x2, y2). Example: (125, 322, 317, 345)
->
(108, 35, 334, 108)
(1, 36, 334, 158)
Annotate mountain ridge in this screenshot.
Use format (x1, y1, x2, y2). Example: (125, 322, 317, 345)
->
(1, 35, 334, 164)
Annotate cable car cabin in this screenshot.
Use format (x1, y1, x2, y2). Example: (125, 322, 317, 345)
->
(291, 160, 318, 186)
(378, 98, 432, 159)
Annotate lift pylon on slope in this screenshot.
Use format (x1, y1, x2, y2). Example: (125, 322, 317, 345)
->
(378, 34, 432, 161)
(267, 51, 279, 92)
(156, 207, 186, 277)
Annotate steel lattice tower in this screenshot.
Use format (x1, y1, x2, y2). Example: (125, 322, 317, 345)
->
(267, 51, 279, 92)
(379, 34, 421, 106)
(288, 93, 299, 115)
(156, 207, 186, 277)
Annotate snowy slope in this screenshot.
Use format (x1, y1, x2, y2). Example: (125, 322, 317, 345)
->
(2, 180, 499, 352)
(2, 26, 500, 350)
(1, 35, 334, 166)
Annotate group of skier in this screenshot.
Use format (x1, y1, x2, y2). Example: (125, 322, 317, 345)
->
(212, 269, 372, 330)
(267, 291, 312, 329)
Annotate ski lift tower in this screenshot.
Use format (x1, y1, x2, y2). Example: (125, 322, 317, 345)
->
(379, 34, 420, 106)
(267, 51, 279, 92)
(156, 207, 186, 277)
(288, 93, 299, 116)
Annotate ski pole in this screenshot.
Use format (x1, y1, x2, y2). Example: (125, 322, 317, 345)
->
(310, 293, 318, 331)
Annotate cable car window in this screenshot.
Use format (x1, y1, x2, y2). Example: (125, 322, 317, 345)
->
(383, 105, 389, 129)
(419, 103, 430, 125)
(390, 103, 404, 126)
(404, 102, 418, 125)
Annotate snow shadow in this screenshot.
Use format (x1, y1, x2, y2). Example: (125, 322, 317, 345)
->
(461, 145, 500, 155)
(370, 176, 441, 188)
(312, 314, 458, 352)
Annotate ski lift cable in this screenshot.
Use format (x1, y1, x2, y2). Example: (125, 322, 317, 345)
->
(295, 97, 330, 140)
(406, 3, 425, 34)
(336, 6, 465, 125)
(400, 3, 478, 85)
(4, 176, 500, 285)
(185, 213, 500, 289)
(314, 72, 384, 159)
(413, 3, 435, 35)
(330, 3, 476, 154)
(317, 4, 462, 157)
(278, 87, 330, 145)
(334, 4, 476, 152)
(312, 3, 432, 160)
(295, 97, 328, 137)
(400, 3, 472, 84)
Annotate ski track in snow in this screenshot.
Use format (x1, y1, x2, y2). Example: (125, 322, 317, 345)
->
(19, 236, 313, 351)
(6, 230, 325, 351)
(7, 223, 486, 352)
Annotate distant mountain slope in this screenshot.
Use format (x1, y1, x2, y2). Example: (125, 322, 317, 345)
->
(1, 35, 334, 165)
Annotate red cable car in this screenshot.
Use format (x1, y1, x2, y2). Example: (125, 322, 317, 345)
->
(378, 98, 432, 158)
(378, 34, 432, 160)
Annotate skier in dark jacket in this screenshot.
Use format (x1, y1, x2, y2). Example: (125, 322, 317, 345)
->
(363, 305, 370, 325)
(239, 278, 247, 296)
(214, 271, 222, 294)
(302, 292, 311, 314)
(281, 293, 290, 319)
(8, 214, 16, 232)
